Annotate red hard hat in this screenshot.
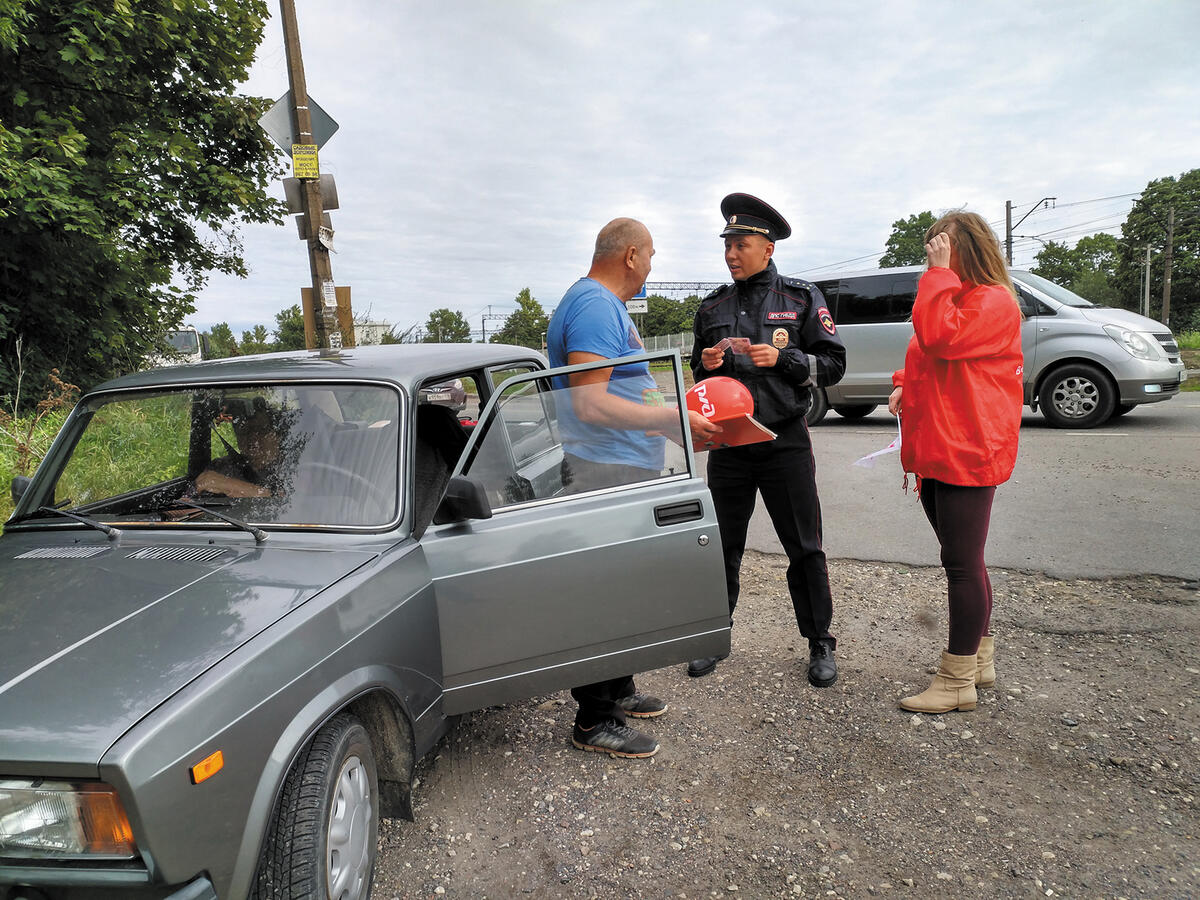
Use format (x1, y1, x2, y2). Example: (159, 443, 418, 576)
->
(686, 376, 754, 422)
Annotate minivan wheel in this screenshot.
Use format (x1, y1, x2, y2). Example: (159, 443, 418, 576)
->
(805, 386, 828, 426)
(253, 713, 379, 900)
(832, 404, 877, 420)
(1038, 363, 1116, 429)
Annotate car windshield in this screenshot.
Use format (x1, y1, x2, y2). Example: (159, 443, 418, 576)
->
(1011, 270, 1097, 308)
(23, 383, 401, 529)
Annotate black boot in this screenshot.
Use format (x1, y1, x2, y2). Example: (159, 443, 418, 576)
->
(807, 641, 837, 687)
(687, 653, 728, 678)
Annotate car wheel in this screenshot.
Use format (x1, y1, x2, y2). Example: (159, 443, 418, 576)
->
(1111, 403, 1136, 417)
(1038, 363, 1116, 429)
(805, 386, 828, 426)
(253, 713, 378, 900)
(832, 404, 878, 420)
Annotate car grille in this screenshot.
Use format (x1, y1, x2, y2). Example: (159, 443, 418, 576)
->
(15, 546, 109, 559)
(126, 546, 231, 562)
(1153, 332, 1180, 363)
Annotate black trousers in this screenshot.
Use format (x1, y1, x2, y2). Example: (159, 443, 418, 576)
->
(706, 417, 835, 647)
(562, 452, 658, 726)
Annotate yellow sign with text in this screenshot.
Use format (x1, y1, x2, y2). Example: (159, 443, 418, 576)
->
(291, 144, 319, 178)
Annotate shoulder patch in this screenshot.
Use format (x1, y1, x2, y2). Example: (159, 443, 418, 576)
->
(782, 276, 817, 291)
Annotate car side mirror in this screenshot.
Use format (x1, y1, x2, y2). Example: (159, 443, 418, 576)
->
(10, 475, 30, 505)
(433, 475, 493, 525)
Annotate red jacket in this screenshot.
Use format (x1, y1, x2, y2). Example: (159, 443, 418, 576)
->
(892, 267, 1024, 487)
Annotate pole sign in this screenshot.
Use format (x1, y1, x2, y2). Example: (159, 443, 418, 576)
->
(291, 144, 320, 179)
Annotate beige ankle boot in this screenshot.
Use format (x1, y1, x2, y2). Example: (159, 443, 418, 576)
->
(899, 651, 977, 713)
(976, 636, 995, 688)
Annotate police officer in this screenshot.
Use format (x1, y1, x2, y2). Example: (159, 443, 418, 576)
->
(688, 193, 846, 687)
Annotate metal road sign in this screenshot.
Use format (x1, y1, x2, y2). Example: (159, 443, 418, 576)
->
(259, 92, 340, 150)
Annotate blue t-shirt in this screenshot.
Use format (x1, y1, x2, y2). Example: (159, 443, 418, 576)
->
(546, 278, 665, 470)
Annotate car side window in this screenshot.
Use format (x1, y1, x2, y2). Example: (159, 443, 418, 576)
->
(836, 274, 917, 324)
(460, 357, 690, 512)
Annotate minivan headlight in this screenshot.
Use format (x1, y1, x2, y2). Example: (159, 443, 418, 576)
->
(1103, 325, 1158, 360)
(0, 780, 138, 859)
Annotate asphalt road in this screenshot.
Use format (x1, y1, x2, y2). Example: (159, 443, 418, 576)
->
(735, 395, 1200, 582)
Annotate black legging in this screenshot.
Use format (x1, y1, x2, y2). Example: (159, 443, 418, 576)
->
(918, 479, 996, 656)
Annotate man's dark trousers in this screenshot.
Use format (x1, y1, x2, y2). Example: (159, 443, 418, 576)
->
(706, 416, 835, 646)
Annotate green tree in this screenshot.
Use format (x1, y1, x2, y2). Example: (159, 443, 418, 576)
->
(489, 289, 548, 349)
(1029, 240, 1082, 286)
(273, 305, 306, 351)
(880, 212, 936, 267)
(205, 323, 239, 359)
(0, 0, 284, 399)
(1031, 234, 1121, 306)
(240, 325, 270, 355)
(1116, 169, 1200, 329)
(642, 294, 699, 337)
(422, 308, 472, 343)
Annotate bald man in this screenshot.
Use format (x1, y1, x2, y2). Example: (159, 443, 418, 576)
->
(547, 217, 719, 758)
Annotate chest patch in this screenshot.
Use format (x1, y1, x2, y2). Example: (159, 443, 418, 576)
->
(766, 311, 798, 321)
(817, 306, 836, 335)
(771, 328, 789, 349)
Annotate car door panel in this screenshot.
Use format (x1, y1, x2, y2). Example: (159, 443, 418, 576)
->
(420, 352, 730, 714)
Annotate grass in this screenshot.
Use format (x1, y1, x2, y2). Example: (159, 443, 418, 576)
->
(1176, 331, 1200, 351)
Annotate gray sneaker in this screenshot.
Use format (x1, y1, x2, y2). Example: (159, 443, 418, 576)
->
(572, 719, 659, 758)
(616, 692, 668, 718)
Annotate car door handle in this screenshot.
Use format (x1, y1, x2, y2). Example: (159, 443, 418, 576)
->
(654, 500, 703, 527)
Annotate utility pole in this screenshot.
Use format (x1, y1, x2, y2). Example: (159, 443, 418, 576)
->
(1142, 246, 1152, 319)
(1161, 206, 1174, 327)
(1004, 197, 1056, 266)
(280, 0, 342, 349)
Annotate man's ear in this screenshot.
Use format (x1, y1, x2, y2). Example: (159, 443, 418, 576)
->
(625, 245, 638, 269)
(763, 241, 775, 261)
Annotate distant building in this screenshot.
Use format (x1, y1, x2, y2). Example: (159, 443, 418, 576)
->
(354, 321, 393, 345)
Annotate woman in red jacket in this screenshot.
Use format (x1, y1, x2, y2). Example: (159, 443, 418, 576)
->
(887, 211, 1024, 714)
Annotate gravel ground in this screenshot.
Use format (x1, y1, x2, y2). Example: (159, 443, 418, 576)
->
(375, 552, 1199, 899)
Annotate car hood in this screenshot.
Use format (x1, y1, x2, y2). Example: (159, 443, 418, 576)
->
(0, 532, 376, 774)
(1078, 306, 1170, 332)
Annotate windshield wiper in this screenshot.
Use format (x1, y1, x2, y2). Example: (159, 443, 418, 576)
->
(172, 500, 268, 544)
(23, 506, 123, 540)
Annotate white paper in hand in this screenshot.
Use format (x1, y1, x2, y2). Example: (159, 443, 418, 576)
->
(853, 418, 901, 468)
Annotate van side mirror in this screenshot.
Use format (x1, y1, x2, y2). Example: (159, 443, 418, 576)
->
(10, 475, 30, 505)
(433, 475, 493, 525)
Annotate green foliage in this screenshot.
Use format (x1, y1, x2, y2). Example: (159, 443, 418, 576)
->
(1116, 169, 1200, 327)
(240, 324, 270, 355)
(489, 288, 548, 349)
(1176, 331, 1200, 350)
(642, 294, 701, 337)
(273, 305, 306, 351)
(1031, 233, 1120, 306)
(880, 212, 936, 267)
(0, 0, 285, 398)
(205, 323, 239, 359)
(423, 308, 472, 343)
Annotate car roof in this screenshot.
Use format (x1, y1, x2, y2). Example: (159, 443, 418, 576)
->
(90, 343, 547, 395)
(801, 264, 1036, 283)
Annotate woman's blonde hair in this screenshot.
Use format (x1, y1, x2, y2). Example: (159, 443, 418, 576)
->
(925, 210, 1016, 298)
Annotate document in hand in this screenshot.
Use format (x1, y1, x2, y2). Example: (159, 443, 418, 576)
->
(685, 377, 777, 452)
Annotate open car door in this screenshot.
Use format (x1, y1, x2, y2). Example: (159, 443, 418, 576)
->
(420, 351, 730, 715)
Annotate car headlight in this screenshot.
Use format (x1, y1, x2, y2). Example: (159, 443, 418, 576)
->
(0, 780, 138, 859)
(1103, 325, 1158, 360)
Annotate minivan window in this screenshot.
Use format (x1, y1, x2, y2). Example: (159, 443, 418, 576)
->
(1012, 270, 1096, 308)
(833, 273, 918, 325)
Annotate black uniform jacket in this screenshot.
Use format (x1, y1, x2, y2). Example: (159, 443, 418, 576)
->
(692, 260, 847, 428)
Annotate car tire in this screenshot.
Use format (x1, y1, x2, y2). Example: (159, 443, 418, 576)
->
(1038, 363, 1116, 429)
(805, 386, 828, 427)
(1111, 402, 1136, 417)
(832, 404, 878, 420)
(253, 713, 379, 900)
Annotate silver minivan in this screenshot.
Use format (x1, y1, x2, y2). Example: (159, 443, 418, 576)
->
(805, 265, 1186, 428)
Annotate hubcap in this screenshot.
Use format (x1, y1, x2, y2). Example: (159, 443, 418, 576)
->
(326, 754, 372, 900)
(1051, 375, 1098, 419)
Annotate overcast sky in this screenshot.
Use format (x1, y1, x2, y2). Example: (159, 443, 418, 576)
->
(191, 0, 1200, 340)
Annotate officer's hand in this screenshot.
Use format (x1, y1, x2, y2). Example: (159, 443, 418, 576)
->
(687, 410, 723, 446)
(887, 386, 902, 416)
(747, 343, 779, 368)
(925, 232, 952, 269)
(700, 346, 726, 371)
